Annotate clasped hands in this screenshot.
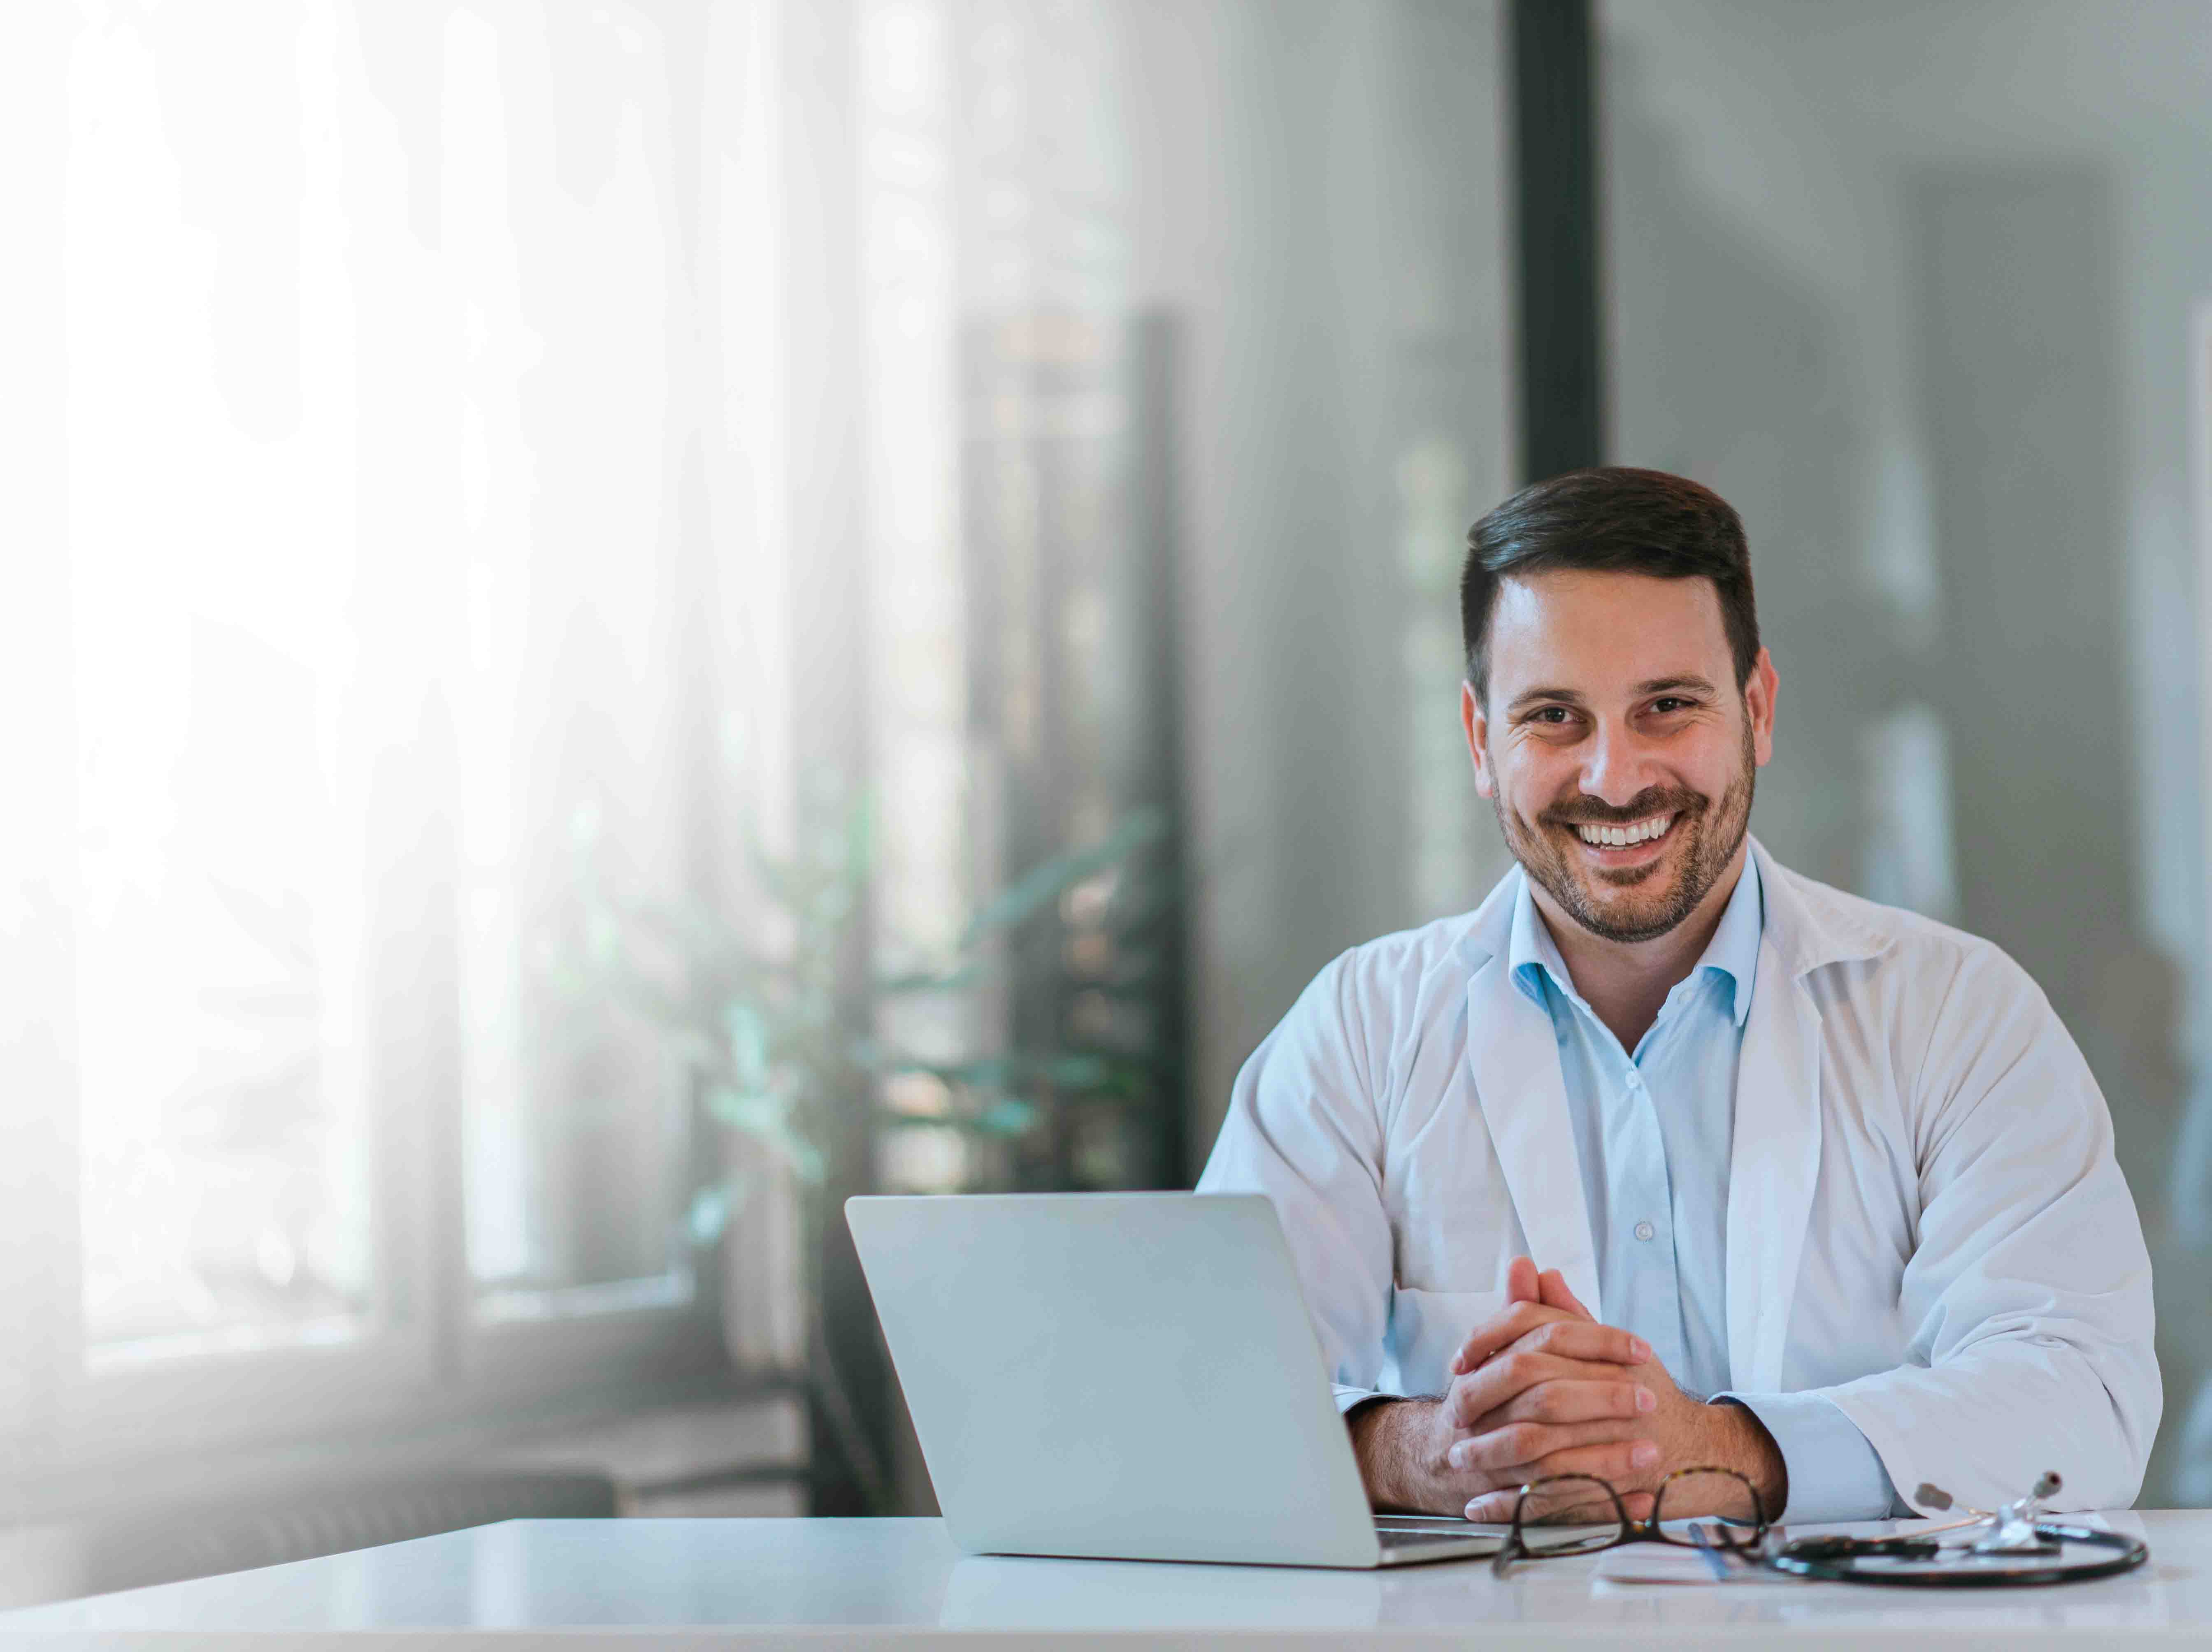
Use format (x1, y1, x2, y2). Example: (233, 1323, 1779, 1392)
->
(1352, 1256, 1783, 1522)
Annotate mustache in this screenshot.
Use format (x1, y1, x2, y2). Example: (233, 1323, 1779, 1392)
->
(1540, 788, 1705, 828)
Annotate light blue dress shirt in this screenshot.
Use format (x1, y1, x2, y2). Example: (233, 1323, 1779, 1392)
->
(1507, 857, 1900, 1522)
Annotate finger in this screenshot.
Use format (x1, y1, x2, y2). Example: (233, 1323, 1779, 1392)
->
(1447, 1349, 1608, 1425)
(1515, 1318, 1652, 1368)
(1447, 1347, 1652, 1427)
(1446, 1417, 1652, 1476)
(1448, 1299, 1575, 1377)
(1462, 1441, 1664, 1522)
(1525, 1438, 1663, 1487)
(1462, 1482, 1625, 1525)
(1452, 1312, 1650, 1381)
(1536, 1267, 1593, 1320)
(1491, 1481, 1626, 1527)
(1460, 1436, 1664, 1515)
(1505, 1255, 1540, 1304)
(1466, 1377, 1656, 1432)
(1464, 1488, 1520, 1522)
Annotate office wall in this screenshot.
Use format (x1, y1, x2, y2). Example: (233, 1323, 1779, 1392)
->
(1599, 0, 2212, 1502)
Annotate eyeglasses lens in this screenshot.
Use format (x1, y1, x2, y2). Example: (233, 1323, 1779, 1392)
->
(1516, 1475, 1630, 1555)
(1652, 1470, 1762, 1545)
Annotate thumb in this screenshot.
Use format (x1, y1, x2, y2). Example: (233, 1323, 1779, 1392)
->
(1504, 1255, 1540, 1304)
(1537, 1267, 1594, 1320)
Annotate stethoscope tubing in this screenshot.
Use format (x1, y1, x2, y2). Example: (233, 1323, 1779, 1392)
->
(1767, 1522, 2149, 1587)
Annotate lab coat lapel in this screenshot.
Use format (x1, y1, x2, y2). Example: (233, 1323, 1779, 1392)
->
(1464, 953, 1603, 1318)
(1724, 932, 1824, 1395)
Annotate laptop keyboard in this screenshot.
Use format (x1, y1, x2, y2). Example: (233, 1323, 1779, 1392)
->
(1376, 1526, 1498, 1554)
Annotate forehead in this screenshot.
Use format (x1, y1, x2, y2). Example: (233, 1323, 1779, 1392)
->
(1486, 570, 1733, 699)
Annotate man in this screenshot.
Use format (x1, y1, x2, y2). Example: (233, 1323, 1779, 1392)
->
(1198, 467, 2159, 1524)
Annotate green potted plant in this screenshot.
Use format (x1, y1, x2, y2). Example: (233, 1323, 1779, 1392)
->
(546, 776, 1170, 1508)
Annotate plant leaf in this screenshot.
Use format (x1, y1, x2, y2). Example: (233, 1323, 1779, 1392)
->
(958, 808, 1167, 949)
(1038, 1053, 1115, 1089)
(766, 1122, 828, 1185)
(922, 1055, 1015, 1092)
(738, 814, 806, 916)
(846, 1035, 944, 1075)
(724, 1002, 771, 1091)
(685, 1181, 733, 1246)
(706, 1086, 782, 1133)
(976, 1096, 1037, 1136)
(874, 961, 982, 996)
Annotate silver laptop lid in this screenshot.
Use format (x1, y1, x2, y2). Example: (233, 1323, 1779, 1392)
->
(847, 1192, 1382, 1567)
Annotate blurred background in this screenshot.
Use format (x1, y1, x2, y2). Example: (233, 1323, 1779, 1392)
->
(4, 0, 2212, 1606)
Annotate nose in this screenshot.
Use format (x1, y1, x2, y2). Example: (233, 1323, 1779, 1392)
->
(1578, 717, 1659, 810)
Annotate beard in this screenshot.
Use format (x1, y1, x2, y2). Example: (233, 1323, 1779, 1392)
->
(1489, 718, 1756, 944)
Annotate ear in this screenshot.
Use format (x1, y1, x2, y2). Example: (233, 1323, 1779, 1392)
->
(1743, 647, 1779, 768)
(1461, 680, 1495, 797)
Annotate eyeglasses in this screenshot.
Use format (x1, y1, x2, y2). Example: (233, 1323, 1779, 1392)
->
(1489, 1466, 1770, 1576)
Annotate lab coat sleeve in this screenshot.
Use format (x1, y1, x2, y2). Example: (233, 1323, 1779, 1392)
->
(1196, 949, 1396, 1413)
(1817, 944, 2161, 1514)
(1719, 1391, 1900, 1522)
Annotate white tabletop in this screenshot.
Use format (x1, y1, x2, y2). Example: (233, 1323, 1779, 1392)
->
(0, 1513, 2202, 1647)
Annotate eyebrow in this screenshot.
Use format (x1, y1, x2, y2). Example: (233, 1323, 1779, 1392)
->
(1635, 675, 1719, 698)
(1504, 675, 1719, 716)
(1505, 686, 1589, 715)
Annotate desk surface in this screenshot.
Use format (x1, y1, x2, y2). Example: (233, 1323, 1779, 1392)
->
(1, 1513, 2205, 1647)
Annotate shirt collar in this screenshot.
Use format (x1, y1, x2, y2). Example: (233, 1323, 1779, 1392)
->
(1507, 875, 1578, 1012)
(1703, 854, 1764, 1027)
(1507, 853, 1764, 1028)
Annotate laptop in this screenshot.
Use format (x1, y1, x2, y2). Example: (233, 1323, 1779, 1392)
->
(845, 1191, 1502, 1568)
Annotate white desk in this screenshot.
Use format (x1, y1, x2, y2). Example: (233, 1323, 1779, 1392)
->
(0, 1513, 2203, 1647)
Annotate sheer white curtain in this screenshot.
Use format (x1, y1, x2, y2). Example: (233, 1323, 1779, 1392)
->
(2, 0, 806, 1470)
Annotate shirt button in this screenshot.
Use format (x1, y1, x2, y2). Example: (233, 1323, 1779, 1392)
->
(1625, 1070, 1644, 1090)
(1634, 1220, 1656, 1242)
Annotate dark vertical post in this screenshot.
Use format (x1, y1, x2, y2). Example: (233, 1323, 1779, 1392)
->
(1132, 312, 1193, 1191)
(1509, 0, 1604, 481)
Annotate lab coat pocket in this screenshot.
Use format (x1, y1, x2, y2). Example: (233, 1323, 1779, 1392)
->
(1385, 1286, 1505, 1397)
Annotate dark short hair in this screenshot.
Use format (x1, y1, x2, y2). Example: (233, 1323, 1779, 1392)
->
(1459, 466, 1760, 702)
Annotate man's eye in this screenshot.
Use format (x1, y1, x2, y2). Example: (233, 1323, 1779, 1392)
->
(1531, 707, 1572, 724)
(1650, 697, 1693, 714)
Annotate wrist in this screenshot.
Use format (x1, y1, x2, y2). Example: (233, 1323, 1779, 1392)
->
(1709, 1399, 1787, 1518)
(1349, 1397, 1452, 1514)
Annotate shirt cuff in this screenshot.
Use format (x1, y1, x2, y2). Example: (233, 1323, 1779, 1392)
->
(1715, 1391, 1900, 1523)
(1334, 1383, 1389, 1415)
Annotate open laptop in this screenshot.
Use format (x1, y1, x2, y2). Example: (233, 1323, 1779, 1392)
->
(846, 1191, 1501, 1568)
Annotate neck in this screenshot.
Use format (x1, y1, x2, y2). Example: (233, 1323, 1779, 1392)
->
(1529, 841, 1750, 1052)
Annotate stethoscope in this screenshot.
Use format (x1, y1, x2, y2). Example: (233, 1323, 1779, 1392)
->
(1766, 1472, 2150, 1586)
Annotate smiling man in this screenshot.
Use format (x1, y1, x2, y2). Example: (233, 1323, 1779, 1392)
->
(1198, 466, 2159, 1526)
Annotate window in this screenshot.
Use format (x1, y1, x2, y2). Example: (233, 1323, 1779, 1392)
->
(5, 1, 799, 1493)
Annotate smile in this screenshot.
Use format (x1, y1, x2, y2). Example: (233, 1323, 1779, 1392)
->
(1570, 812, 1676, 849)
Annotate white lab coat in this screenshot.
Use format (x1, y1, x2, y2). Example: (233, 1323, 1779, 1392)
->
(1197, 838, 2160, 1513)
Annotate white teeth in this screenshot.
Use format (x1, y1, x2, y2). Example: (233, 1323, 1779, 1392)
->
(1575, 813, 1675, 848)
